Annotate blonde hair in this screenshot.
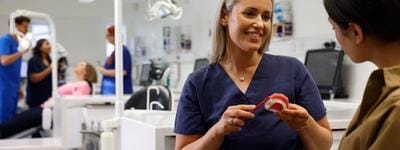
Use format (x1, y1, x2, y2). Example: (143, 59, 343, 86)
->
(83, 62, 98, 83)
(210, 0, 274, 64)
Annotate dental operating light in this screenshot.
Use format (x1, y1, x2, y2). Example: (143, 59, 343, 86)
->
(146, 0, 183, 21)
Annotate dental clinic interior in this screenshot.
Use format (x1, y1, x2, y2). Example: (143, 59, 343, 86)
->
(0, 0, 384, 150)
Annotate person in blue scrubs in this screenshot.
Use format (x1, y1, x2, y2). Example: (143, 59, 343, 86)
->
(0, 16, 31, 123)
(26, 39, 52, 108)
(174, 0, 333, 149)
(99, 25, 133, 95)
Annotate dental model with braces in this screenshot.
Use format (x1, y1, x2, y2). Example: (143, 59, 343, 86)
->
(264, 93, 289, 112)
(251, 93, 289, 113)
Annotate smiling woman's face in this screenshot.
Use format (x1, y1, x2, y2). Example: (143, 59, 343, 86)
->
(224, 0, 272, 52)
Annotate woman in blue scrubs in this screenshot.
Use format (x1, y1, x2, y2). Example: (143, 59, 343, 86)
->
(0, 16, 31, 123)
(99, 25, 133, 95)
(174, 0, 333, 149)
(26, 39, 52, 108)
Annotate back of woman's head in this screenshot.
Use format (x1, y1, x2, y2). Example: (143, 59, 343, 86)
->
(32, 39, 48, 57)
(84, 62, 98, 83)
(324, 0, 400, 42)
(107, 25, 115, 37)
(210, 0, 273, 63)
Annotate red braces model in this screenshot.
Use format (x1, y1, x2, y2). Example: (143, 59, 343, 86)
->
(252, 93, 289, 113)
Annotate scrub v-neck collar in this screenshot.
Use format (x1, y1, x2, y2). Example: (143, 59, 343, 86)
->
(217, 54, 265, 103)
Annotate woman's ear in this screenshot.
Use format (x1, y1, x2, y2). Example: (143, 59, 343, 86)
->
(220, 9, 228, 27)
(348, 23, 364, 44)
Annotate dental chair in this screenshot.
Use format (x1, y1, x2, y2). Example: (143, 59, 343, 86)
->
(125, 85, 172, 110)
(125, 60, 173, 111)
(7, 56, 72, 137)
(0, 107, 48, 139)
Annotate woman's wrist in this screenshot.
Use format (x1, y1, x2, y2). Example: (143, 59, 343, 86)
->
(99, 67, 106, 74)
(210, 123, 225, 138)
(297, 116, 316, 133)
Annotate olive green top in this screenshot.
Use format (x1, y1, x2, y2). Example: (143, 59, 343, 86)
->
(339, 65, 400, 150)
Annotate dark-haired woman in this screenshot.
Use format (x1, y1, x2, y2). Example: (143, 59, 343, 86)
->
(26, 39, 52, 108)
(324, 0, 400, 149)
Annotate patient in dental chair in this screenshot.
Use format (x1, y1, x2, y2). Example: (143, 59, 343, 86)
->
(0, 61, 97, 139)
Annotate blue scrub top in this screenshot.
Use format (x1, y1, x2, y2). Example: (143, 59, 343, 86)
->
(174, 54, 326, 150)
(101, 46, 133, 95)
(0, 34, 21, 123)
(26, 56, 52, 108)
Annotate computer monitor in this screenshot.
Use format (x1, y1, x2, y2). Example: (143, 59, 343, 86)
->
(304, 49, 346, 99)
(194, 58, 209, 72)
(139, 63, 152, 86)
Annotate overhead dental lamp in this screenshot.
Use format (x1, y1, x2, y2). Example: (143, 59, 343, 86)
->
(146, 0, 183, 21)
